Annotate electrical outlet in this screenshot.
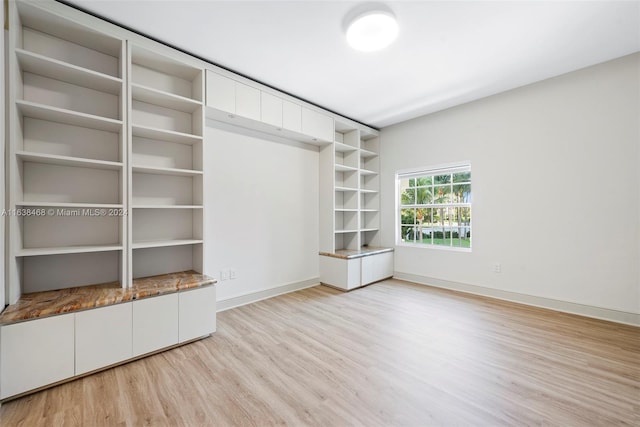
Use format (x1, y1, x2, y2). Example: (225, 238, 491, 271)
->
(220, 270, 229, 280)
(493, 263, 502, 273)
(229, 269, 237, 279)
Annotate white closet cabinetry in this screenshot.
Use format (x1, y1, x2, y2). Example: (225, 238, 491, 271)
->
(75, 303, 133, 375)
(361, 252, 394, 285)
(319, 256, 361, 291)
(261, 92, 282, 127)
(131, 285, 216, 355)
(0, 284, 215, 399)
(301, 107, 334, 142)
(205, 71, 259, 120)
(236, 82, 261, 120)
(319, 252, 394, 291)
(132, 293, 179, 357)
(205, 70, 334, 144)
(0, 314, 75, 399)
(282, 99, 302, 132)
(205, 70, 234, 112)
(179, 285, 217, 342)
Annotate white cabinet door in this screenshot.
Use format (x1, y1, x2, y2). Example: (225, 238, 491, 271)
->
(261, 92, 282, 128)
(361, 255, 376, 286)
(75, 303, 132, 375)
(205, 70, 235, 113)
(361, 252, 394, 285)
(236, 82, 261, 120)
(346, 259, 361, 289)
(0, 314, 75, 399)
(320, 256, 361, 290)
(374, 252, 394, 281)
(301, 107, 334, 142)
(179, 286, 216, 343)
(282, 100, 302, 133)
(133, 293, 179, 357)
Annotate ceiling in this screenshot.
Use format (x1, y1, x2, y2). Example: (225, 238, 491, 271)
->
(66, 0, 640, 129)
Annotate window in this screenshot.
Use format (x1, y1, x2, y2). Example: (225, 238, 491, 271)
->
(397, 163, 471, 249)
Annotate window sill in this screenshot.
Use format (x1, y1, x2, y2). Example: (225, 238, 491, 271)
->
(396, 241, 472, 253)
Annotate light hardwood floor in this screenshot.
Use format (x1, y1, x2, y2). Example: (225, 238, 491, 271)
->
(1, 279, 639, 426)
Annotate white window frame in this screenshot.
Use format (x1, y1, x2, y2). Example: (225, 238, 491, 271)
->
(395, 162, 472, 252)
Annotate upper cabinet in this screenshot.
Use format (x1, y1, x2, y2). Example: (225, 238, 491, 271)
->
(282, 100, 302, 133)
(205, 70, 334, 145)
(261, 92, 283, 128)
(205, 71, 260, 121)
(301, 107, 334, 142)
(205, 71, 235, 112)
(235, 83, 261, 121)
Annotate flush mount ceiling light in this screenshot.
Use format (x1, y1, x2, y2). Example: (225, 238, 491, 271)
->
(345, 6, 398, 52)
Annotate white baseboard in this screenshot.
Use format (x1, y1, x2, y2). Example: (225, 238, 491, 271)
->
(393, 272, 640, 327)
(216, 277, 320, 312)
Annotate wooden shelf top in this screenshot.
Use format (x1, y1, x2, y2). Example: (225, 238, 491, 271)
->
(319, 246, 394, 260)
(0, 270, 216, 325)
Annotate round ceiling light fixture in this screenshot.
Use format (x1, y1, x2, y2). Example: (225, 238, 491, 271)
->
(345, 7, 398, 52)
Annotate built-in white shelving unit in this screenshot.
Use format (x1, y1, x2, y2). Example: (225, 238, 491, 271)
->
(319, 121, 381, 253)
(127, 43, 204, 282)
(0, 0, 394, 400)
(319, 120, 391, 292)
(5, 1, 207, 301)
(6, 0, 127, 299)
(359, 133, 381, 248)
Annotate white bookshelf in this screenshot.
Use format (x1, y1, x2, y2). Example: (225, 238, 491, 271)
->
(318, 122, 390, 291)
(127, 43, 205, 282)
(320, 122, 380, 253)
(359, 133, 381, 247)
(319, 121, 381, 253)
(6, 0, 127, 302)
(5, 1, 207, 299)
(1, 0, 218, 401)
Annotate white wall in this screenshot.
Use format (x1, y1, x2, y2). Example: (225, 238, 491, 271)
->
(1, 1, 5, 310)
(204, 123, 320, 306)
(380, 54, 640, 322)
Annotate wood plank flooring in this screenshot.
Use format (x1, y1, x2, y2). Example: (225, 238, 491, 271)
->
(1, 279, 638, 426)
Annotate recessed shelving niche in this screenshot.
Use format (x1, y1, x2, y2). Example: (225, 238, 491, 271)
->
(127, 43, 205, 281)
(5, 2, 207, 302)
(6, 0, 126, 302)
